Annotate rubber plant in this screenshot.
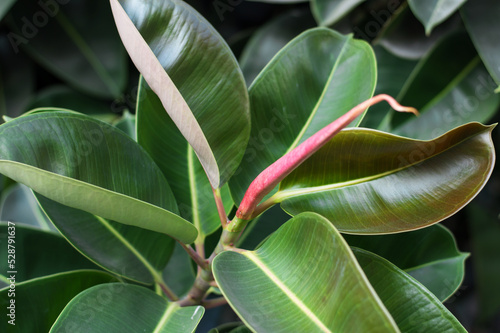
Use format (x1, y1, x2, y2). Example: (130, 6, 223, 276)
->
(0, 0, 496, 332)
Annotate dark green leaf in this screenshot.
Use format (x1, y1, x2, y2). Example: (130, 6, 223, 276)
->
(408, 0, 466, 35)
(37, 195, 174, 284)
(354, 248, 467, 332)
(0, 0, 15, 20)
(0, 184, 53, 230)
(0, 270, 115, 332)
(462, 0, 500, 92)
(345, 224, 468, 301)
(0, 35, 34, 119)
(50, 284, 204, 332)
(239, 9, 315, 85)
(213, 212, 398, 332)
(27, 85, 120, 124)
(8, 0, 127, 98)
(311, 0, 366, 26)
(0, 222, 98, 285)
(276, 123, 495, 234)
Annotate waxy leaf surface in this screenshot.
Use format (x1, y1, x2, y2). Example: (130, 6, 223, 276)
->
(0, 112, 197, 243)
(230, 28, 376, 204)
(277, 123, 495, 234)
(354, 249, 467, 332)
(111, 0, 250, 188)
(345, 224, 467, 300)
(213, 212, 399, 332)
(50, 284, 204, 333)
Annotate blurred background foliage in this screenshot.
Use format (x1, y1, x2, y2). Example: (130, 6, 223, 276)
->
(0, 0, 499, 332)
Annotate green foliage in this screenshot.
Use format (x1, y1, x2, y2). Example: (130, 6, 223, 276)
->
(0, 0, 498, 331)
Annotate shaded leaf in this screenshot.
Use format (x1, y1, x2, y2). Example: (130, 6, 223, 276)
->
(111, 0, 250, 188)
(239, 9, 315, 85)
(0, 35, 34, 119)
(377, 4, 460, 60)
(408, 0, 466, 35)
(345, 224, 468, 301)
(8, 0, 127, 98)
(360, 46, 418, 129)
(0, 184, 53, 230)
(467, 202, 500, 320)
(213, 212, 398, 332)
(137, 77, 232, 241)
(462, 0, 500, 92)
(28, 85, 120, 124)
(50, 284, 204, 332)
(311, 0, 366, 26)
(36, 194, 174, 284)
(114, 110, 136, 140)
(0, 270, 115, 332)
(0, 0, 15, 20)
(276, 123, 495, 234)
(0, 222, 98, 286)
(230, 28, 376, 204)
(162, 242, 196, 297)
(354, 248, 467, 332)
(0, 111, 197, 243)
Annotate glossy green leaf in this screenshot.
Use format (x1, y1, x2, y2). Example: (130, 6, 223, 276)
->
(239, 9, 316, 85)
(0, 270, 115, 332)
(0, 0, 15, 20)
(8, 0, 127, 98)
(354, 248, 467, 332)
(311, 0, 366, 26)
(467, 202, 500, 319)
(344, 224, 468, 301)
(36, 194, 174, 284)
(408, 0, 466, 35)
(0, 222, 98, 286)
(462, 0, 500, 92)
(0, 184, 53, 230)
(230, 28, 377, 204)
(213, 212, 398, 332)
(137, 77, 233, 240)
(111, 0, 250, 189)
(51, 284, 204, 332)
(384, 32, 500, 140)
(0, 112, 197, 243)
(276, 123, 495, 234)
(28, 85, 121, 124)
(0, 35, 34, 119)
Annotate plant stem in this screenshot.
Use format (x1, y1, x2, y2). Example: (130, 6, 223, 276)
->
(202, 297, 228, 309)
(235, 94, 418, 221)
(178, 240, 209, 270)
(158, 280, 179, 301)
(213, 187, 228, 227)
